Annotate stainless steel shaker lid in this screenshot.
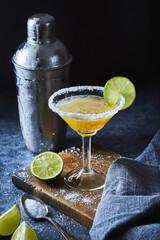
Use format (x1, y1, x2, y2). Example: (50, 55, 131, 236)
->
(12, 13, 72, 70)
(27, 13, 56, 44)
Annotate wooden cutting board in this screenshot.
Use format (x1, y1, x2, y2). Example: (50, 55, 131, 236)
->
(12, 144, 122, 228)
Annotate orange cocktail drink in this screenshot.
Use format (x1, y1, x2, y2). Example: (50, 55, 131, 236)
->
(57, 95, 115, 136)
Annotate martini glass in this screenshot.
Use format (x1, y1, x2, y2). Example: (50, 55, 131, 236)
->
(48, 86, 125, 191)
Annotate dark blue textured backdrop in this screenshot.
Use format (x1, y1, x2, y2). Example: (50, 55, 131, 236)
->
(0, 89, 160, 239)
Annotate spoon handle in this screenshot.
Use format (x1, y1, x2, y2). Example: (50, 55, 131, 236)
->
(44, 216, 77, 240)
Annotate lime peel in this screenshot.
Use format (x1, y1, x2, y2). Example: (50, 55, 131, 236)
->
(30, 151, 64, 181)
(103, 76, 136, 110)
(11, 221, 38, 240)
(0, 204, 21, 236)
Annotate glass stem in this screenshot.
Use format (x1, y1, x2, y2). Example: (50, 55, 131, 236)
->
(82, 136, 91, 172)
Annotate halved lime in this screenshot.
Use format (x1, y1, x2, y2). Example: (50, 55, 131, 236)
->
(30, 151, 64, 181)
(0, 204, 21, 236)
(103, 76, 136, 109)
(11, 221, 38, 240)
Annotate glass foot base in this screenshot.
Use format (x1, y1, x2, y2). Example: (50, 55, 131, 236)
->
(64, 168, 106, 191)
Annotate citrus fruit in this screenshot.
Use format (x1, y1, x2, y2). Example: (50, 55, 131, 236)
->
(0, 204, 21, 236)
(11, 221, 38, 240)
(30, 151, 64, 181)
(103, 76, 136, 109)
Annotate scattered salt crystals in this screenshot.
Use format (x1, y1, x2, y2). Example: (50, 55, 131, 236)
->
(81, 197, 92, 204)
(92, 154, 105, 160)
(59, 189, 66, 194)
(64, 192, 81, 201)
(55, 188, 66, 197)
(17, 171, 29, 179)
(63, 146, 81, 154)
(25, 198, 46, 217)
(54, 188, 101, 206)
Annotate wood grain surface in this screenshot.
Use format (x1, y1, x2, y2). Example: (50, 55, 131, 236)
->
(12, 144, 122, 228)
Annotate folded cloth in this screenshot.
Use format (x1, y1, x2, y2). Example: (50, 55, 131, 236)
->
(90, 130, 160, 240)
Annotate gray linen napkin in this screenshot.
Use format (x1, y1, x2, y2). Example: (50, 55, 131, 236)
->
(90, 130, 160, 240)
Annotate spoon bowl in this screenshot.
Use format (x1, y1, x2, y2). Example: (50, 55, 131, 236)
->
(21, 194, 48, 219)
(20, 194, 76, 240)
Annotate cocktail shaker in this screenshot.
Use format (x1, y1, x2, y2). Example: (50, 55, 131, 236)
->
(12, 14, 72, 153)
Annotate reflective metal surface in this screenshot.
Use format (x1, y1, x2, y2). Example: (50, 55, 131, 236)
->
(12, 14, 72, 153)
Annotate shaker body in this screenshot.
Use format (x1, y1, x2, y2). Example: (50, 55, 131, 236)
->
(14, 65, 70, 153)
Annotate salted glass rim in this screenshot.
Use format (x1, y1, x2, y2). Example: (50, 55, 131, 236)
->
(48, 86, 125, 120)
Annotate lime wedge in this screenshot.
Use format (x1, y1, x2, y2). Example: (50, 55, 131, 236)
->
(11, 221, 38, 240)
(30, 151, 64, 181)
(103, 76, 136, 109)
(0, 204, 21, 236)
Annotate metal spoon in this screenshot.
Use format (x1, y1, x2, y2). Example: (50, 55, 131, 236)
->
(21, 194, 76, 240)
